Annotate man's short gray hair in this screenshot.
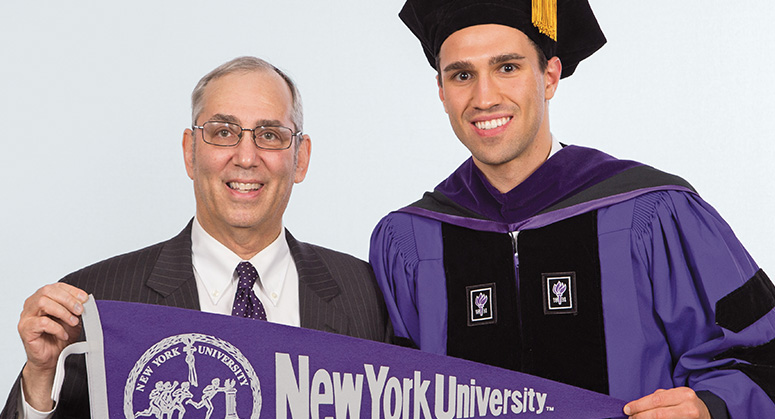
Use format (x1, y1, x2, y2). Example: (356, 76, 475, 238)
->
(191, 56, 304, 132)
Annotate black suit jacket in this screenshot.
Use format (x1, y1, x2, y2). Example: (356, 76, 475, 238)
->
(2, 222, 390, 418)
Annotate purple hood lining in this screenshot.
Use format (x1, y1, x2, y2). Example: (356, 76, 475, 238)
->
(399, 145, 695, 232)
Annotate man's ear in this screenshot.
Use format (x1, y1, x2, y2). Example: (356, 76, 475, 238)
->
(294, 134, 312, 184)
(544, 57, 562, 100)
(437, 73, 449, 114)
(183, 128, 195, 180)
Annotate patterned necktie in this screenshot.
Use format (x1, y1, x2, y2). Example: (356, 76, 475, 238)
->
(232, 261, 267, 320)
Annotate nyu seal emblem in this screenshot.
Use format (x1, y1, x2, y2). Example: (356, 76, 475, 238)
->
(552, 282, 567, 305)
(542, 272, 578, 315)
(124, 333, 261, 419)
(466, 283, 497, 326)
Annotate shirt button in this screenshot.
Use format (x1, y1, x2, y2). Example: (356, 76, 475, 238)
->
(271, 292, 278, 299)
(213, 290, 220, 298)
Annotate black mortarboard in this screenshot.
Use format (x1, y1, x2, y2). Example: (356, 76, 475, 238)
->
(399, 0, 606, 78)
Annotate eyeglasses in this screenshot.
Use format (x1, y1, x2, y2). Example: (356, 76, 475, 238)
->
(192, 121, 301, 150)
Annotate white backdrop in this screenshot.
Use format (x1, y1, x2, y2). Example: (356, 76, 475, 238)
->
(1, 1, 773, 398)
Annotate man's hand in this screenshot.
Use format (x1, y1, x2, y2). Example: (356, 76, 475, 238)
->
(624, 387, 711, 419)
(18, 283, 88, 411)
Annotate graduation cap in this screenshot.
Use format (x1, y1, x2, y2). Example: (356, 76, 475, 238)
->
(399, 0, 606, 78)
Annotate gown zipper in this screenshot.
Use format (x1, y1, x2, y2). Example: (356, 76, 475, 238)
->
(509, 230, 524, 368)
(509, 230, 519, 267)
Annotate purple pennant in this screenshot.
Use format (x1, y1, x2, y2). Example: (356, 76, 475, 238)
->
(80, 299, 627, 418)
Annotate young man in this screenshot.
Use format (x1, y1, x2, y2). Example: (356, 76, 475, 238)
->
(370, 1, 775, 417)
(4, 56, 390, 419)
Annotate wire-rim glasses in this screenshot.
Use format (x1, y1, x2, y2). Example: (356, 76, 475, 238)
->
(192, 121, 301, 150)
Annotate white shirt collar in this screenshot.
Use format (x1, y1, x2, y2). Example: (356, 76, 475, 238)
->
(249, 226, 293, 308)
(190, 218, 292, 308)
(191, 218, 241, 305)
(548, 134, 562, 159)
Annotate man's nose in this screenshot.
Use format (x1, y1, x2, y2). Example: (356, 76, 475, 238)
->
(232, 131, 260, 168)
(472, 75, 500, 110)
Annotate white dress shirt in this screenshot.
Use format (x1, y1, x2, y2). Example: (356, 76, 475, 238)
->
(549, 134, 562, 159)
(191, 217, 300, 326)
(23, 216, 300, 418)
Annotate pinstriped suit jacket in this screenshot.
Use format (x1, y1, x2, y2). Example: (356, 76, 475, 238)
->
(1, 221, 390, 418)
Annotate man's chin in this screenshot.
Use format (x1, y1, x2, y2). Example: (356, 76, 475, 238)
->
(471, 152, 517, 168)
(227, 219, 266, 230)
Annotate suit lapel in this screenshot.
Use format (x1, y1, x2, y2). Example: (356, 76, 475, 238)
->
(146, 220, 200, 310)
(286, 230, 348, 335)
(141, 224, 345, 327)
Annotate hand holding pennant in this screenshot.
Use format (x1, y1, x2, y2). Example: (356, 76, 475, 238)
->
(57, 296, 627, 418)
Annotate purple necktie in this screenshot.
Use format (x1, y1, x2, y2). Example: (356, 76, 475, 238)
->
(232, 261, 267, 320)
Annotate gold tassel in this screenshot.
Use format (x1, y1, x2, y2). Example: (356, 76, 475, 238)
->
(532, 0, 557, 41)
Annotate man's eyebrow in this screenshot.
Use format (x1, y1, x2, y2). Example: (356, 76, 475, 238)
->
(490, 53, 526, 65)
(207, 115, 285, 128)
(441, 54, 526, 73)
(442, 60, 474, 73)
(208, 114, 240, 124)
(254, 119, 284, 127)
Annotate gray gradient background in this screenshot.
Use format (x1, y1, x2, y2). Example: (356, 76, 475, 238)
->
(1, 1, 773, 398)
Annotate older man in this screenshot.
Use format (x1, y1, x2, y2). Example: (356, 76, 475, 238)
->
(370, 1, 775, 418)
(3, 56, 390, 418)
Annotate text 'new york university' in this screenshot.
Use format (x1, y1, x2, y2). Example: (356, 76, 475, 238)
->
(276, 353, 552, 419)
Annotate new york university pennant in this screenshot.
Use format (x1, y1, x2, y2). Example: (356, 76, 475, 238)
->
(64, 297, 627, 418)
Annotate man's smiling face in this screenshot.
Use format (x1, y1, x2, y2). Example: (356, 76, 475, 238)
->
(183, 69, 310, 250)
(437, 24, 558, 175)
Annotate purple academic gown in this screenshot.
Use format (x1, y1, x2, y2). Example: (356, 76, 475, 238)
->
(370, 145, 775, 418)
